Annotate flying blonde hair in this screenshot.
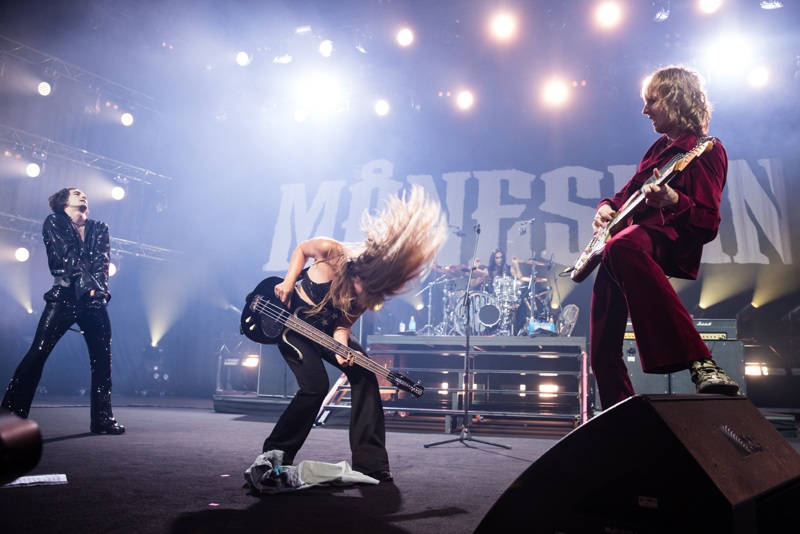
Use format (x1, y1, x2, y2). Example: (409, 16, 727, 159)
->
(311, 185, 448, 321)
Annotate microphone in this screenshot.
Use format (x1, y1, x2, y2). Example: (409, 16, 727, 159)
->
(548, 253, 554, 270)
(518, 226, 526, 236)
(474, 223, 481, 234)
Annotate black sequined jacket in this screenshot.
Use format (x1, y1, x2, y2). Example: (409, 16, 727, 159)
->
(43, 211, 110, 302)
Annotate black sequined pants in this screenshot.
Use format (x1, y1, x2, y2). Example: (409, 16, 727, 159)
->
(2, 295, 115, 425)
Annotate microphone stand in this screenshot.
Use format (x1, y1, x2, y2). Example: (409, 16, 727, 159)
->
(425, 223, 511, 450)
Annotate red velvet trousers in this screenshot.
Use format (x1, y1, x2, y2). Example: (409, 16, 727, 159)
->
(589, 225, 711, 409)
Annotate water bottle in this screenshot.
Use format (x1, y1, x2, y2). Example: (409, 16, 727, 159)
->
(527, 316, 535, 335)
(399, 321, 406, 333)
(409, 316, 416, 331)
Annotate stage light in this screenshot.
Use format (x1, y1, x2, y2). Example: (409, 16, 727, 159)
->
(653, 0, 670, 22)
(542, 79, 570, 106)
(14, 247, 30, 262)
(111, 186, 126, 200)
(374, 99, 390, 116)
(704, 35, 753, 77)
(595, 2, 623, 28)
(236, 51, 251, 66)
(25, 162, 41, 178)
(748, 66, 769, 87)
(318, 40, 334, 57)
(295, 25, 313, 36)
(759, 1, 783, 8)
(396, 28, 414, 47)
(490, 12, 517, 41)
(120, 112, 134, 126)
(295, 75, 347, 115)
(37, 81, 52, 96)
(745, 364, 766, 376)
(241, 355, 260, 368)
(456, 90, 474, 110)
(273, 54, 292, 64)
(699, 0, 722, 14)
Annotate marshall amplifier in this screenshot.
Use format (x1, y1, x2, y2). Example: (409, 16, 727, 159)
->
(624, 318, 737, 340)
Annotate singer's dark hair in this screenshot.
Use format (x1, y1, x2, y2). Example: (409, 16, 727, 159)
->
(48, 187, 77, 213)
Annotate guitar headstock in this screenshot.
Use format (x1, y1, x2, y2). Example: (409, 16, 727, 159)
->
(674, 138, 714, 172)
(389, 373, 425, 398)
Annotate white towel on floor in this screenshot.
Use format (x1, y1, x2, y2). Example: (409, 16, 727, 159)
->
(244, 450, 379, 494)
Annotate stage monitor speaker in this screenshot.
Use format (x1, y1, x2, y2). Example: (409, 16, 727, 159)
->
(475, 395, 800, 534)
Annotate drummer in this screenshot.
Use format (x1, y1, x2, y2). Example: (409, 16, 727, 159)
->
(482, 248, 513, 292)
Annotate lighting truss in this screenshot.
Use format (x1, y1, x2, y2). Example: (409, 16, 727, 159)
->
(0, 212, 181, 262)
(0, 34, 163, 115)
(0, 124, 170, 184)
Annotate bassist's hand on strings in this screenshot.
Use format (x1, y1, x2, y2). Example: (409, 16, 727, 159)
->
(273, 280, 294, 306)
(642, 168, 679, 210)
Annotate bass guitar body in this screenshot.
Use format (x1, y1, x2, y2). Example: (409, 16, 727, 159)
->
(240, 276, 425, 398)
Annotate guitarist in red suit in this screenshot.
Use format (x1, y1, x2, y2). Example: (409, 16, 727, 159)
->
(590, 65, 740, 410)
(262, 186, 447, 482)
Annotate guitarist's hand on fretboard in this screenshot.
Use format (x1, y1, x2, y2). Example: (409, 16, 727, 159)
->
(642, 168, 680, 210)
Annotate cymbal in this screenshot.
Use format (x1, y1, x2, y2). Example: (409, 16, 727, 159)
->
(516, 259, 549, 267)
(518, 276, 549, 283)
(434, 264, 471, 277)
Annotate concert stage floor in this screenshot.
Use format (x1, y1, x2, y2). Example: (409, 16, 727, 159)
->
(3, 394, 799, 534)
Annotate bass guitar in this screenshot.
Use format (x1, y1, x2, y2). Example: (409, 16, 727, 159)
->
(240, 276, 425, 398)
(562, 138, 715, 283)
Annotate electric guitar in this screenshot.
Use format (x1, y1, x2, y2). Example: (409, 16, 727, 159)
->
(562, 138, 715, 283)
(240, 276, 425, 397)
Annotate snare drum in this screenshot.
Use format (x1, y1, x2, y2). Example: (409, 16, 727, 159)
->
(492, 276, 521, 307)
(454, 292, 499, 335)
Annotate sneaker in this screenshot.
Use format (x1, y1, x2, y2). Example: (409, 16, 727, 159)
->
(690, 359, 740, 395)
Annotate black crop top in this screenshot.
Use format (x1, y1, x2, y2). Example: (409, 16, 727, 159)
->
(300, 272, 332, 305)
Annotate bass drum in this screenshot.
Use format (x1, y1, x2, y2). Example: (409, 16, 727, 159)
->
(454, 292, 499, 335)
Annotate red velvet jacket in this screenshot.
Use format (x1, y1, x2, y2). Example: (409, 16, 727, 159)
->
(599, 132, 727, 279)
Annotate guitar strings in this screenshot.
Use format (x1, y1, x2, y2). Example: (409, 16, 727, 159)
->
(251, 297, 411, 386)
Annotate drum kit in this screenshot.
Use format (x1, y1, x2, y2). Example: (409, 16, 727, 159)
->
(417, 257, 555, 337)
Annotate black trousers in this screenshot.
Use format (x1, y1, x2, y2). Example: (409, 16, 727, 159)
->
(262, 332, 389, 474)
(2, 294, 116, 425)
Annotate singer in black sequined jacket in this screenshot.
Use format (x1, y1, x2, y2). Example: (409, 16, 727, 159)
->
(1, 188, 124, 434)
